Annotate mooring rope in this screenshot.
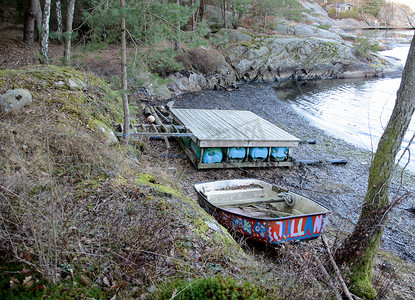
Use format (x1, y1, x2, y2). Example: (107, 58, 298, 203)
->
(124, 132, 140, 163)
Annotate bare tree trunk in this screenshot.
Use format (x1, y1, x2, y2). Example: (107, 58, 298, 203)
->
(199, 0, 206, 22)
(34, 0, 42, 41)
(191, 0, 196, 31)
(120, 0, 130, 141)
(64, 0, 76, 65)
(335, 34, 415, 299)
(24, 0, 42, 46)
(39, 0, 52, 64)
(24, 8, 36, 46)
(263, 8, 268, 33)
(222, 0, 227, 28)
(55, 0, 63, 42)
(174, 0, 181, 50)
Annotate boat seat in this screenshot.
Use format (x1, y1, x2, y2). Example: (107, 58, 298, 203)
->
(209, 195, 283, 207)
(205, 187, 266, 202)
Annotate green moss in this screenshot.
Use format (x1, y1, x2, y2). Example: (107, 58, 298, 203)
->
(136, 173, 157, 185)
(157, 275, 268, 299)
(349, 273, 377, 299)
(115, 174, 129, 186)
(77, 179, 100, 189)
(212, 231, 240, 250)
(135, 173, 182, 199)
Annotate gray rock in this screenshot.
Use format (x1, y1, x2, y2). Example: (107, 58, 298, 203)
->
(300, 0, 329, 17)
(69, 79, 78, 90)
(314, 28, 342, 41)
(223, 35, 401, 82)
(293, 24, 315, 38)
(91, 120, 119, 145)
(167, 73, 204, 95)
(216, 28, 252, 43)
(0, 89, 32, 113)
(55, 80, 66, 88)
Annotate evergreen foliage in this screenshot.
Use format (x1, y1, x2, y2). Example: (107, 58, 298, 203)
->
(361, 0, 382, 17)
(242, 0, 303, 33)
(82, 0, 212, 77)
(353, 37, 379, 57)
(328, 6, 360, 19)
(147, 48, 185, 77)
(84, 0, 197, 46)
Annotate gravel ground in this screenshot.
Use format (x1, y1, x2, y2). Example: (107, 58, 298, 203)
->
(137, 82, 415, 263)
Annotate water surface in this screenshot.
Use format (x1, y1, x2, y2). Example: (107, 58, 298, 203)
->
(274, 44, 415, 172)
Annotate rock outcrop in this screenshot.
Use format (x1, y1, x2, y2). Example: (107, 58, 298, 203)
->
(220, 31, 401, 82)
(142, 1, 406, 99)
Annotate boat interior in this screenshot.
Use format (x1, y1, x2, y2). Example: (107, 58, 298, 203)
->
(196, 179, 328, 219)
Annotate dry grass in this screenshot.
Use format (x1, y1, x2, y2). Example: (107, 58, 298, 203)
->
(0, 66, 258, 298)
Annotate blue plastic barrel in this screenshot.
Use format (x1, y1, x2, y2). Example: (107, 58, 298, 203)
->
(249, 147, 268, 161)
(228, 147, 246, 161)
(202, 148, 223, 164)
(270, 147, 288, 161)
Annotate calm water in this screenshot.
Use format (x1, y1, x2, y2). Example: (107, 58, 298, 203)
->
(275, 44, 415, 173)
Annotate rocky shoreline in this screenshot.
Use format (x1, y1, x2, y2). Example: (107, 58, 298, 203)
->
(141, 0, 414, 100)
(146, 82, 415, 264)
(145, 26, 410, 99)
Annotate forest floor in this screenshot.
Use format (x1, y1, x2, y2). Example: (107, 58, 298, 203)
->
(2, 27, 415, 299)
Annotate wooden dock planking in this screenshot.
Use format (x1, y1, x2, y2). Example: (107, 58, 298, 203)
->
(170, 109, 301, 148)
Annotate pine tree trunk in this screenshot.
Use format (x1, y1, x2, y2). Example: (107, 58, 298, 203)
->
(34, 0, 42, 41)
(191, 0, 196, 31)
(64, 0, 76, 65)
(334, 34, 415, 299)
(222, 0, 227, 28)
(199, 0, 206, 22)
(39, 0, 52, 64)
(120, 0, 130, 141)
(174, 0, 181, 50)
(24, 9, 36, 46)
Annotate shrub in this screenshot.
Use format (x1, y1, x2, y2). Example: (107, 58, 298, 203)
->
(353, 37, 379, 57)
(147, 49, 184, 77)
(176, 48, 220, 74)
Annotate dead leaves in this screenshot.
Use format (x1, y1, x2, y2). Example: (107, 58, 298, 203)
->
(9, 275, 46, 292)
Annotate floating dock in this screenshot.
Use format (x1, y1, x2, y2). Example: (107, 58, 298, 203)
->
(170, 108, 301, 169)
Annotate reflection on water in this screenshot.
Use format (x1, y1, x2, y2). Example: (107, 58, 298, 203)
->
(275, 44, 415, 173)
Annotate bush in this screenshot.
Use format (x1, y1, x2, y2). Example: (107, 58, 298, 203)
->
(328, 7, 360, 20)
(353, 37, 379, 57)
(176, 48, 220, 74)
(147, 49, 184, 77)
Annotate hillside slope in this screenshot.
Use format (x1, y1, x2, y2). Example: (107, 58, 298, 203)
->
(0, 66, 268, 298)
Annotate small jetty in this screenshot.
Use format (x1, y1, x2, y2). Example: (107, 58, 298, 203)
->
(169, 108, 300, 169)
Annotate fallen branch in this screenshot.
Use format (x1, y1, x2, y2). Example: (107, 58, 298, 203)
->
(321, 234, 353, 300)
(315, 256, 342, 300)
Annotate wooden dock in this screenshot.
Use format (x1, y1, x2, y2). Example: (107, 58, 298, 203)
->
(170, 108, 301, 169)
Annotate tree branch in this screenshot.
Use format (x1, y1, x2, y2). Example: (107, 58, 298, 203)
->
(322, 235, 354, 300)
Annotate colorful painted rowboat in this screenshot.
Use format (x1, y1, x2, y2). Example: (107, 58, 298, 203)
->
(194, 179, 329, 244)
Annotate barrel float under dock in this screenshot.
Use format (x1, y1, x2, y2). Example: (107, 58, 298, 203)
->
(249, 147, 268, 161)
(228, 147, 246, 161)
(270, 147, 289, 161)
